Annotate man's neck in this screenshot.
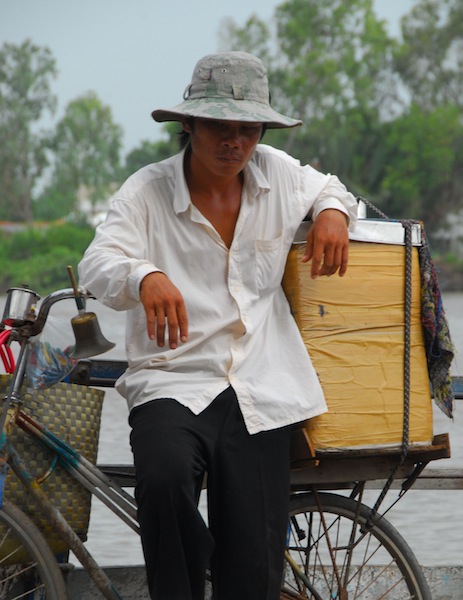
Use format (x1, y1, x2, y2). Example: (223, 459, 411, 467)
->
(184, 149, 244, 248)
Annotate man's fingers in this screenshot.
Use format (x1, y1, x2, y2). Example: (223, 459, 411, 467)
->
(177, 305, 189, 344)
(303, 210, 350, 278)
(140, 272, 188, 348)
(338, 244, 349, 277)
(165, 297, 190, 349)
(155, 310, 167, 347)
(145, 309, 157, 341)
(312, 242, 334, 278)
(301, 228, 314, 264)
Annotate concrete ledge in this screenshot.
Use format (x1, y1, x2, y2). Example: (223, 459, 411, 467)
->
(423, 566, 463, 599)
(66, 566, 213, 599)
(65, 565, 463, 599)
(66, 566, 150, 599)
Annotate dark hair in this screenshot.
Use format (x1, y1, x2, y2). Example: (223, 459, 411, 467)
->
(178, 119, 193, 150)
(178, 119, 267, 150)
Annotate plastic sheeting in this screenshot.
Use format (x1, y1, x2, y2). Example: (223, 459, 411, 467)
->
(282, 237, 433, 451)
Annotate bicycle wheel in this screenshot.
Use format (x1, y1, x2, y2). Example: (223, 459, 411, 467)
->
(0, 498, 68, 599)
(282, 491, 431, 600)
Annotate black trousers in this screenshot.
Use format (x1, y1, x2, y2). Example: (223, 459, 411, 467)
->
(129, 386, 292, 600)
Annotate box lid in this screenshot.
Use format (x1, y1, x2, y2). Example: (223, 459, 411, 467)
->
(293, 218, 422, 246)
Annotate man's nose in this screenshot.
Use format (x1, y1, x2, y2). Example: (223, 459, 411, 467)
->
(222, 125, 241, 146)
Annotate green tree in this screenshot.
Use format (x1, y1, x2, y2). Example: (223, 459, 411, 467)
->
(272, 0, 397, 121)
(38, 92, 123, 219)
(0, 223, 95, 294)
(380, 104, 462, 232)
(385, 0, 463, 232)
(220, 0, 463, 237)
(0, 40, 57, 222)
(123, 123, 181, 178)
(395, 0, 463, 110)
(219, 15, 272, 63)
(220, 0, 397, 185)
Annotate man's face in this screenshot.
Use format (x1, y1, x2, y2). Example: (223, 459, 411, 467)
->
(183, 118, 264, 179)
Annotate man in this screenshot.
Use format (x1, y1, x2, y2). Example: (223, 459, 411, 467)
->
(78, 51, 357, 600)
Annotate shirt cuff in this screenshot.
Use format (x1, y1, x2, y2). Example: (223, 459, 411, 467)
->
(128, 265, 163, 301)
(311, 199, 357, 231)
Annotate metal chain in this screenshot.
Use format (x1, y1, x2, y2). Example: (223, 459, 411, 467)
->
(356, 195, 390, 219)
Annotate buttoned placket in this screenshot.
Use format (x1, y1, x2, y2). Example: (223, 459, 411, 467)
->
(226, 189, 257, 406)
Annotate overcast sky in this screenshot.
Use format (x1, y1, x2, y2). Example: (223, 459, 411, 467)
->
(2, 0, 417, 155)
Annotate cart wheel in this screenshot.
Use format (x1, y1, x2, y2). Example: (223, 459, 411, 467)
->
(281, 491, 431, 600)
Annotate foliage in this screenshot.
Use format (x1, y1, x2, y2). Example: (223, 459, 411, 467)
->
(36, 92, 123, 218)
(395, 0, 463, 110)
(380, 104, 461, 223)
(220, 0, 398, 182)
(219, 15, 272, 62)
(0, 223, 95, 295)
(32, 185, 76, 221)
(2, 1, 463, 248)
(0, 39, 57, 222)
(219, 0, 463, 239)
(273, 0, 398, 118)
(122, 123, 182, 179)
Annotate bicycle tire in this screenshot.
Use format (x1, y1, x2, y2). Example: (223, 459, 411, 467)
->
(0, 498, 68, 600)
(282, 491, 431, 600)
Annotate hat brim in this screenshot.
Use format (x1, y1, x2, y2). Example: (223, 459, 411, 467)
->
(151, 97, 302, 129)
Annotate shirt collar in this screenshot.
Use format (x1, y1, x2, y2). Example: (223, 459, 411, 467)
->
(172, 148, 192, 214)
(172, 145, 271, 215)
(245, 150, 271, 196)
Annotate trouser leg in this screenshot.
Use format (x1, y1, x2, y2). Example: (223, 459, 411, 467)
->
(129, 399, 214, 600)
(129, 389, 292, 600)
(207, 389, 292, 600)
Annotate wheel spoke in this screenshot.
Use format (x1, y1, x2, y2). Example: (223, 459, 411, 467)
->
(282, 492, 431, 600)
(0, 499, 68, 599)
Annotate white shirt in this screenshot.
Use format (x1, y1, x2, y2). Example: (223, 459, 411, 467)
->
(78, 144, 358, 434)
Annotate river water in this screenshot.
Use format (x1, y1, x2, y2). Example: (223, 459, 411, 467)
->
(1, 291, 462, 568)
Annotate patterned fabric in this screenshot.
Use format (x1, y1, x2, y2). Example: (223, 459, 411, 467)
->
(418, 225, 455, 418)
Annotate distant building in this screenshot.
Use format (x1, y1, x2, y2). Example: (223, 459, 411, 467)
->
(76, 184, 114, 227)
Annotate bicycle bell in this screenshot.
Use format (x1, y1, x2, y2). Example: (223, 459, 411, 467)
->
(71, 311, 116, 359)
(66, 265, 116, 359)
(2, 287, 40, 326)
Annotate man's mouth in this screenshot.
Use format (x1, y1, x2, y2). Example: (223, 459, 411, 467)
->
(218, 155, 241, 162)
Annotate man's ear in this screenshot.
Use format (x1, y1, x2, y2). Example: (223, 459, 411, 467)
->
(181, 117, 193, 133)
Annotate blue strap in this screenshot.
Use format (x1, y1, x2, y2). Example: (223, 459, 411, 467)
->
(0, 463, 7, 508)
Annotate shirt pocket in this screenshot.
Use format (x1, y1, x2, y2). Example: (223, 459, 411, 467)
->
(254, 234, 289, 293)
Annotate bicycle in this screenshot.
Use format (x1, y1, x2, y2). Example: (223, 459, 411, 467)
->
(0, 284, 455, 599)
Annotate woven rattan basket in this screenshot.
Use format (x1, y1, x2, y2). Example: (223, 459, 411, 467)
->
(0, 376, 104, 559)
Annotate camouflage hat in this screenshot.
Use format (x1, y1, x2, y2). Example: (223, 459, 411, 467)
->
(151, 51, 302, 129)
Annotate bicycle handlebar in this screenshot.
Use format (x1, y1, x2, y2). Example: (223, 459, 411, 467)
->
(28, 288, 90, 336)
(3, 287, 94, 338)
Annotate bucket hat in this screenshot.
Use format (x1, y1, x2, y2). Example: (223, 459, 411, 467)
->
(151, 51, 302, 129)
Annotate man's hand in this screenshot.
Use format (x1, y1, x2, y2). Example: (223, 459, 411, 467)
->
(302, 209, 349, 278)
(140, 272, 188, 349)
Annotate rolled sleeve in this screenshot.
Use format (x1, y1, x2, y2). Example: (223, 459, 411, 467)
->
(128, 264, 163, 302)
(78, 197, 162, 310)
(308, 174, 358, 231)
